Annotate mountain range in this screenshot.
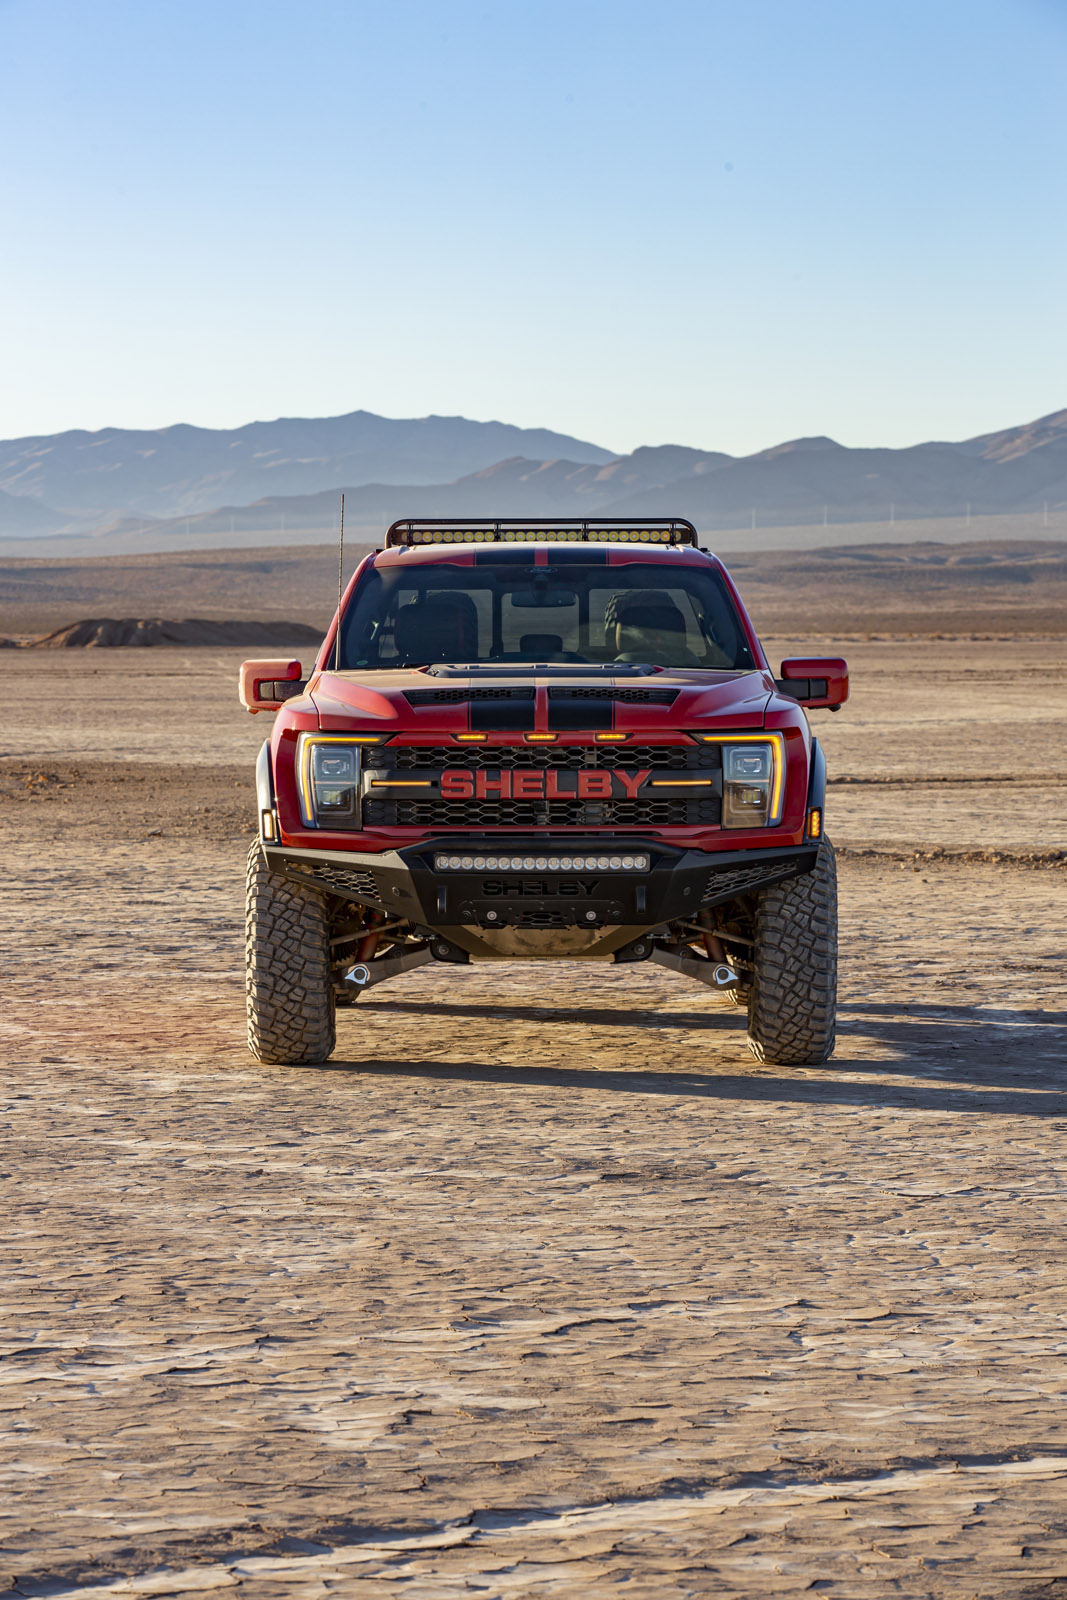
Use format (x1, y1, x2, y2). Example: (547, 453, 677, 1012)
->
(1, 406, 1065, 545)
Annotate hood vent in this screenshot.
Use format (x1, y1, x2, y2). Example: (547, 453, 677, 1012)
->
(548, 687, 678, 705)
(405, 687, 536, 706)
(404, 685, 677, 706)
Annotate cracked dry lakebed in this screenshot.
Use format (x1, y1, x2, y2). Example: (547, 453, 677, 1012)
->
(1, 640, 1066, 1597)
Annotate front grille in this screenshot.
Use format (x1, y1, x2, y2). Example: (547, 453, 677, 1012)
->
(362, 742, 719, 828)
(365, 744, 711, 771)
(363, 796, 719, 828)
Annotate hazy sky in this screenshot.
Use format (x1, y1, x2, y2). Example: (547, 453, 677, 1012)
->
(2, 0, 1065, 455)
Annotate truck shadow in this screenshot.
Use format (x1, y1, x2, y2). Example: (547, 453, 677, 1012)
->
(323, 1053, 1067, 1117)
(361, 997, 739, 1031)
(832, 999, 1067, 1095)
(333, 998, 1067, 1116)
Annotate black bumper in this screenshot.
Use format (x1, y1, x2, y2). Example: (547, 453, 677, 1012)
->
(266, 837, 817, 932)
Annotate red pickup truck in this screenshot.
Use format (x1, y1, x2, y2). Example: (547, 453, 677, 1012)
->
(239, 519, 847, 1068)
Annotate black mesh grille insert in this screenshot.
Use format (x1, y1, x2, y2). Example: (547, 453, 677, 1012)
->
(362, 796, 719, 828)
(286, 862, 381, 901)
(366, 744, 712, 771)
(702, 862, 799, 902)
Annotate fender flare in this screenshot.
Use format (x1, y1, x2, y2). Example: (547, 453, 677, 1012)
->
(806, 736, 826, 813)
(256, 739, 275, 829)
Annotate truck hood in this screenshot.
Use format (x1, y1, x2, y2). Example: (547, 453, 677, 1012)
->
(308, 665, 775, 733)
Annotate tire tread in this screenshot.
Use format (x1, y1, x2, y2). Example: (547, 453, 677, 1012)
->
(747, 839, 837, 1066)
(245, 843, 336, 1065)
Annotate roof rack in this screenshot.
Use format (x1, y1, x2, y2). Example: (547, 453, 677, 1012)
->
(385, 517, 699, 548)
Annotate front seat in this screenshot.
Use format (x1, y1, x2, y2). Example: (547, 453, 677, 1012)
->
(612, 599, 702, 667)
(394, 596, 478, 663)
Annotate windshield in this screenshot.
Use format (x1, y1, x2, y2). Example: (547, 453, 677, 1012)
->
(338, 560, 755, 671)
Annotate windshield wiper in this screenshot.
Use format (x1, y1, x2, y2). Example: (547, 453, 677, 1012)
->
(425, 662, 658, 677)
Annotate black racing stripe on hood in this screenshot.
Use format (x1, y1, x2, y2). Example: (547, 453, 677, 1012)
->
(470, 697, 537, 731)
(547, 697, 614, 732)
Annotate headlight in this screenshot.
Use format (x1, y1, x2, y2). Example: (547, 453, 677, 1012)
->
(296, 735, 372, 828)
(721, 737, 783, 828)
(691, 733, 785, 828)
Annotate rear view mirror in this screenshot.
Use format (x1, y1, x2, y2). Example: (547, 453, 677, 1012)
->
(239, 658, 306, 714)
(776, 656, 849, 711)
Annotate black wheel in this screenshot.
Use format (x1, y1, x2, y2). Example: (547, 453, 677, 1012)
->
(245, 843, 336, 1065)
(747, 839, 837, 1066)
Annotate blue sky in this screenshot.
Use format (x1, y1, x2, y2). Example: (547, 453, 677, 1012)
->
(1, 0, 1065, 455)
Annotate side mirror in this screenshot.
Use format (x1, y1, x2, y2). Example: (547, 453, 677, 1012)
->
(776, 656, 849, 712)
(239, 658, 306, 714)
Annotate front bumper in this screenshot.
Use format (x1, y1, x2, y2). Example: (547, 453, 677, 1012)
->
(264, 837, 817, 931)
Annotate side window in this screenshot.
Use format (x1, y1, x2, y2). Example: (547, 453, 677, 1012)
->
(694, 583, 746, 665)
(662, 587, 705, 657)
(344, 575, 405, 665)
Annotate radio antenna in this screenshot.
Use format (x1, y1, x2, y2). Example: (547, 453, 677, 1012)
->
(334, 491, 345, 672)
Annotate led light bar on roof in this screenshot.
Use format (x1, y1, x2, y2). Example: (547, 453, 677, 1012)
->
(386, 518, 698, 548)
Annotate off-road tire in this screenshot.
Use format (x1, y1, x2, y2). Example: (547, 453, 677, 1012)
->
(746, 838, 837, 1066)
(245, 843, 336, 1065)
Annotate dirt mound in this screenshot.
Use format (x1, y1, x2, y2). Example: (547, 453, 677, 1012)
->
(25, 617, 324, 648)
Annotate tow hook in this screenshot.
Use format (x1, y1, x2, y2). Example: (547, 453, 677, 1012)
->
(429, 938, 469, 964)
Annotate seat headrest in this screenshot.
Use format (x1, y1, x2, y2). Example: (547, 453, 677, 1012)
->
(518, 633, 564, 655)
(604, 589, 686, 638)
(616, 603, 686, 635)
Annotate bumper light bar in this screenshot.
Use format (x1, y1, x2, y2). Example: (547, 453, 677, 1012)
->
(435, 853, 650, 873)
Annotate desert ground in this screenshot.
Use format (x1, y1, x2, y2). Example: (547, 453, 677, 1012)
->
(2, 533, 1066, 640)
(1, 549, 1066, 1597)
